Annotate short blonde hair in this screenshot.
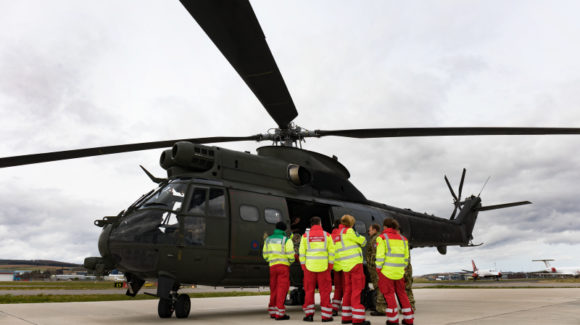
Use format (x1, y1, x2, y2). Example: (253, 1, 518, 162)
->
(341, 214, 355, 227)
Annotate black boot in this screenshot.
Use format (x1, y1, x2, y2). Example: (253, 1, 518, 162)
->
(276, 315, 290, 321)
(333, 310, 339, 316)
(303, 315, 314, 322)
(322, 317, 334, 323)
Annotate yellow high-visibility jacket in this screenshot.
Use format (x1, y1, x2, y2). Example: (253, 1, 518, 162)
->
(331, 227, 343, 272)
(375, 228, 409, 280)
(263, 229, 295, 267)
(299, 225, 335, 272)
(334, 226, 366, 272)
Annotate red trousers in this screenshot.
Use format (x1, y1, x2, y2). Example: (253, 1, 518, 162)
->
(303, 268, 333, 320)
(378, 273, 414, 325)
(332, 270, 344, 312)
(268, 264, 290, 319)
(342, 264, 366, 323)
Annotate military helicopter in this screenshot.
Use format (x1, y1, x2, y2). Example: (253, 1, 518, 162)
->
(2, 0, 580, 320)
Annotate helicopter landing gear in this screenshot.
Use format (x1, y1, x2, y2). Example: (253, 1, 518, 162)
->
(157, 276, 191, 319)
(158, 297, 174, 318)
(157, 291, 191, 318)
(175, 294, 191, 318)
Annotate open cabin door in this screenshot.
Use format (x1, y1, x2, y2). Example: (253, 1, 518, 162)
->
(286, 199, 334, 286)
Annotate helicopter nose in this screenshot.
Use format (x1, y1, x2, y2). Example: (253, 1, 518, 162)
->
(106, 210, 165, 274)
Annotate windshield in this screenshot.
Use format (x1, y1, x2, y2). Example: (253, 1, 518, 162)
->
(138, 181, 187, 212)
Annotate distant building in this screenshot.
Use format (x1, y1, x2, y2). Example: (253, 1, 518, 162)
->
(0, 271, 14, 281)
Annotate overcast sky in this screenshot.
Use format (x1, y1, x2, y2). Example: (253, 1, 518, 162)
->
(1, 0, 579, 276)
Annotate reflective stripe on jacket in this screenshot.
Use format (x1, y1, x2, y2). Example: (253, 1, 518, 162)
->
(263, 229, 295, 267)
(375, 228, 408, 280)
(334, 226, 366, 272)
(299, 225, 335, 272)
(331, 227, 343, 271)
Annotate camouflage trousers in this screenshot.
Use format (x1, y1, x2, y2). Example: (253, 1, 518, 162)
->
(404, 261, 415, 311)
(369, 267, 387, 313)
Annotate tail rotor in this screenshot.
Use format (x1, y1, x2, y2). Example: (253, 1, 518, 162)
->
(444, 168, 466, 220)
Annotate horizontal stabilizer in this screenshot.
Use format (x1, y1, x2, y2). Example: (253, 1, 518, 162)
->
(477, 201, 531, 211)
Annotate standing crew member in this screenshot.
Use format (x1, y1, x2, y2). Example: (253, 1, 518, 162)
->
(365, 223, 387, 316)
(263, 221, 295, 321)
(331, 219, 344, 316)
(375, 218, 414, 325)
(335, 214, 370, 325)
(299, 216, 335, 322)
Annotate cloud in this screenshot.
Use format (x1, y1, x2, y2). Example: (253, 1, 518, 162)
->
(1, 0, 580, 276)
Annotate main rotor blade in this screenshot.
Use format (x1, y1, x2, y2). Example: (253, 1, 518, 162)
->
(180, 0, 298, 128)
(315, 127, 580, 138)
(0, 135, 261, 168)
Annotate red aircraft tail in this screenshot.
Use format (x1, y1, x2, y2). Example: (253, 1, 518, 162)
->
(472, 260, 478, 271)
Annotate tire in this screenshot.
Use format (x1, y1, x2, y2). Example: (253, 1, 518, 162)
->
(175, 294, 191, 319)
(158, 298, 174, 318)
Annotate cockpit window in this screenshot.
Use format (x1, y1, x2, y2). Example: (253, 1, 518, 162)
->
(188, 188, 208, 214)
(138, 181, 187, 211)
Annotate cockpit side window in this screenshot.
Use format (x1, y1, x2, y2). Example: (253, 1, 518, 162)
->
(208, 188, 225, 217)
(188, 188, 208, 214)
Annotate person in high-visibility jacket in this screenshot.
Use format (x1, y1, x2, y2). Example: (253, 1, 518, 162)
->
(375, 218, 414, 325)
(330, 219, 344, 316)
(335, 214, 369, 325)
(299, 216, 335, 322)
(263, 221, 295, 321)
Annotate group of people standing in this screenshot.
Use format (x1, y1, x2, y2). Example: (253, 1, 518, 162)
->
(263, 214, 415, 325)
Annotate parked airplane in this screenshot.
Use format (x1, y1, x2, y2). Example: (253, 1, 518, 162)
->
(51, 274, 97, 281)
(532, 259, 580, 277)
(462, 260, 502, 281)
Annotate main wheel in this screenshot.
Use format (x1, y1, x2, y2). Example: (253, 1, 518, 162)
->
(158, 298, 174, 318)
(175, 294, 191, 318)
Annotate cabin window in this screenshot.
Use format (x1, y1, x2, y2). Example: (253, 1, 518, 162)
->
(183, 216, 206, 246)
(188, 188, 207, 214)
(355, 221, 367, 234)
(208, 188, 225, 217)
(265, 208, 282, 224)
(240, 205, 259, 222)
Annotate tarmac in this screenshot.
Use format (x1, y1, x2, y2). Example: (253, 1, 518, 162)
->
(1, 288, 580, 325)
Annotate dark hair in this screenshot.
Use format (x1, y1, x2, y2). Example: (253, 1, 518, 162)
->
(310, 216, 321, 226)
(333, 218, 340, 229)
(383, 217, 400, 230)
(275, 221, 287, 231)
(370, 223, 381, 232)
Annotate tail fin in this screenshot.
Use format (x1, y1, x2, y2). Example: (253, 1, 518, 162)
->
(472, 260, 478, 271)
(533, 259, 554, 269)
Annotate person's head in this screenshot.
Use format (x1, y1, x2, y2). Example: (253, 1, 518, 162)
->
(333, 218, 341, 229)
(275, 221, 287, 231)
(310, 216, 321, 226)
(340, 214, 355, 227)
(291, 217, 301, 225)
(383, 218, 400, 230)
(369, 223, 380, 236)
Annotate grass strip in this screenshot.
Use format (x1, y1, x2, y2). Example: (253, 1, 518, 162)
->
(0, 291, 270, 304)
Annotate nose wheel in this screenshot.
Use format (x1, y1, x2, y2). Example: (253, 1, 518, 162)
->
(158, 293, 191, 318)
